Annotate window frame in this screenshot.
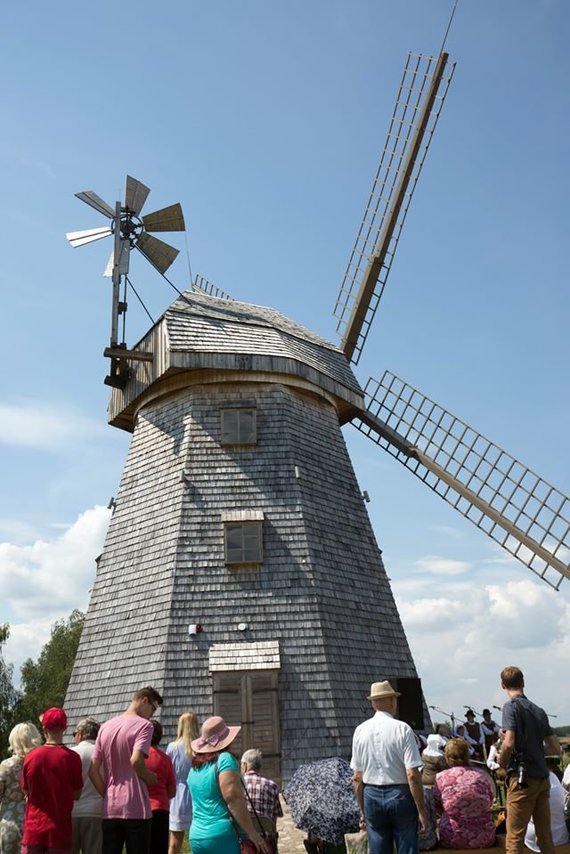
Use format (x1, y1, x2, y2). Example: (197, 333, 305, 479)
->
(222, 511, 264, 566)
(220, 408, 257, 446)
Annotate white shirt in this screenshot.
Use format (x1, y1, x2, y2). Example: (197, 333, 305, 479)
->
(525, 772, 569, 852)
(486, 744, 501, 771)
(350, 711, 422, 785)
(72, 739, 102, 817)
(423, 733, 447, 758)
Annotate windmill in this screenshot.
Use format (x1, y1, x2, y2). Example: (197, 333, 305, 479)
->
(66, 175, 185, 387)
(63, 51, 569, 783)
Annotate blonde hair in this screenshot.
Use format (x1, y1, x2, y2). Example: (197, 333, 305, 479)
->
(444, 737, 471, 768)
(9, 722, 42, 758)
(176, 711, 199, 759)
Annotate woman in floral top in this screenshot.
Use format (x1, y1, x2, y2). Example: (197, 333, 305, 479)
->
(433, 737, 496, 849)
(0, 722, 42, 854)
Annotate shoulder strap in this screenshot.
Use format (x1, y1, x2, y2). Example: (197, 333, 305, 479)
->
(241, 774, 267, 835)
(512, 699, 528, 748)
(215, 757, 250, 842)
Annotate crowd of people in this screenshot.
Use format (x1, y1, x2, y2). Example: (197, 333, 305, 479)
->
(0, 667, 569, 854)
(0, 687, 279, 854)
(350, 667, 570, 854)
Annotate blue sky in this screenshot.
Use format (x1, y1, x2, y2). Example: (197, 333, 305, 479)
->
(1, 1, 569, 724)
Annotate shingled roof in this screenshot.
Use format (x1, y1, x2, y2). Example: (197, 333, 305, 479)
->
(109, 290, 364, 430)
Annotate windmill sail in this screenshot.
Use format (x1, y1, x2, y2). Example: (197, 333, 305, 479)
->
(356, 370, 570, 589)
(334, 52, 454, 365)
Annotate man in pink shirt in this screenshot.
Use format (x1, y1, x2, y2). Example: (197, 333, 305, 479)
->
(90, 686, 163, 854)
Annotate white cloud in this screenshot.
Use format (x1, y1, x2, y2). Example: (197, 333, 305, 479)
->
(1, 505, 111, 679)
(0, 505, 110, 624)
(392, 567, 570, 724)
(0, 402, 106, 452)
(399, 596, 467, 631)
(414, 555, 471, 576)
(428, 525, 465, 540)
(0, 517, 41, 543)
(3, 618, 56, 684)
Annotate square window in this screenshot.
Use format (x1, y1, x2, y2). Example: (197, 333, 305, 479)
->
(225, 521, 263, 565)
(221, 409, 257, 445)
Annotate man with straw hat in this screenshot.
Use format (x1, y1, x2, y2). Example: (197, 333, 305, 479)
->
(351, 681, 426, 854)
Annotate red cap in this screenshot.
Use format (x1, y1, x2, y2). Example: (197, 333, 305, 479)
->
(40, 707, 67, 730)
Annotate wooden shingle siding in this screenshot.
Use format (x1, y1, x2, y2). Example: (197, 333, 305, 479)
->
(65, 292, 423, 782)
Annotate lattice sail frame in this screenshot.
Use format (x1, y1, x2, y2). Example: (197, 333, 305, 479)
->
(334, 52, 454, 365)
(356, 371, 570, 590)
(193, 274, 233, 301)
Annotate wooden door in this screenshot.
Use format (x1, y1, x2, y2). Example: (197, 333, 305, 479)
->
(213, 669, 281, 784)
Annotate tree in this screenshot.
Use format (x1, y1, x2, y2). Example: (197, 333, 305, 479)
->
(0, 624, 20, 758)
(15, 609, 85, 726)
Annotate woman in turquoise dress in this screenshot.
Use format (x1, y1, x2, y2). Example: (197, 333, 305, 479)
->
(187, 716, 270, 854)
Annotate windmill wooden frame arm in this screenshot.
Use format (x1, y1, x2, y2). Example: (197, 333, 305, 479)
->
(356, 372, 570, 590)
(334, 52, 454, 366)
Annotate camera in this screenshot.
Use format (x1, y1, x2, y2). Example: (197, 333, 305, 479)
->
(516, 756, 528, 788)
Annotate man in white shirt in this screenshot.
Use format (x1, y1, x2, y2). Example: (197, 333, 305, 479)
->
(72, 717, 103, 853)
(351, 680, 426, 854)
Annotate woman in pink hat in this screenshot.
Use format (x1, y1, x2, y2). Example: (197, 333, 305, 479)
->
(187, 716, 270, 854)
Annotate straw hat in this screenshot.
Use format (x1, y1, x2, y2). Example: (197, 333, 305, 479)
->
(191, 716, 241, 754)
(367, 680, 401, 701)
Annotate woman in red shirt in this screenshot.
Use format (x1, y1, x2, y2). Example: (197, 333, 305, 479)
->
(146, 720, 176, 854)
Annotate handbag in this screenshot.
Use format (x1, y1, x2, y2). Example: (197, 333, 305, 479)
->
(215, 758, 268, 853)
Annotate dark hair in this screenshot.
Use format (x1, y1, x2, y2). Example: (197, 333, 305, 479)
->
(151, 719, 163, 746)
(500, 666, 524, 690)
(132, 686, 163, 706)
(191, 750, 222, 769)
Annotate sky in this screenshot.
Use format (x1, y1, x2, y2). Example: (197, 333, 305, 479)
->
(1, 0, 569, 727)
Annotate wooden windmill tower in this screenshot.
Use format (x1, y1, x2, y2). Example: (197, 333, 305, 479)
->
(64, 52, 569, 783)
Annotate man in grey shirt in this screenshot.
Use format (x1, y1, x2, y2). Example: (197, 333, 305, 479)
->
(499, 665, 560, 854)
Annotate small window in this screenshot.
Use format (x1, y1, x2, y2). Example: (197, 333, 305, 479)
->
(224, 521, 263, 565)
(221, 408, 257, 446)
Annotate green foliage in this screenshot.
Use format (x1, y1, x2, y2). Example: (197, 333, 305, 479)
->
(0, 624, 20, 758)
(553, 725, 570, 737)
(14, 610, 85, 727)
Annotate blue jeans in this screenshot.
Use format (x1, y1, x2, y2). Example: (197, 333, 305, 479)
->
(364, 784, 419, 854)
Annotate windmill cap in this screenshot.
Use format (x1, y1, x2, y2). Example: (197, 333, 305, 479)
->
(367, 680, 401, 701)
